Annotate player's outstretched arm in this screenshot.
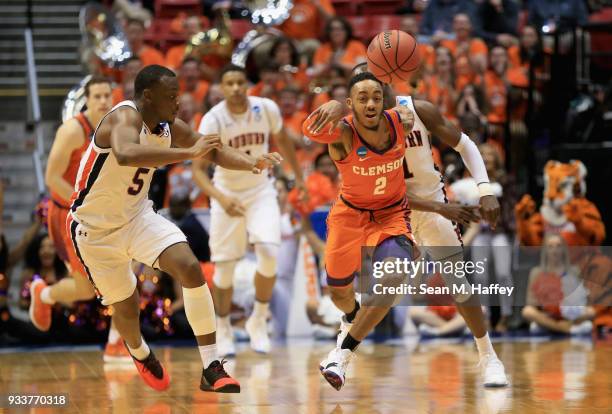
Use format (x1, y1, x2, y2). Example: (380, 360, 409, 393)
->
(110, 109, 220, 168)
(413, 99, 500, 228)
(302, 100, 348, 143)
(46, 120, 83, 202)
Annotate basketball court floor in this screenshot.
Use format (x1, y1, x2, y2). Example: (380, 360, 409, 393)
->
(1, 338, 609, 413)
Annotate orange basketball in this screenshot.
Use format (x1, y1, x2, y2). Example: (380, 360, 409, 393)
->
(366, 30, 421, 85)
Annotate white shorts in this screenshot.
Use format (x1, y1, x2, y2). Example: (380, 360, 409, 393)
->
(69, 208, 187, 305)
(410, 188, 463, 260)
(209, 181, 280, 262)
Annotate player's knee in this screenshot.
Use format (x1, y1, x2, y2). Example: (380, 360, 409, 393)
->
(213, 260, 237, 289)
(329, 285, 354, 302)
(255, 243, 278, 277)
(182, 259, 204, 288)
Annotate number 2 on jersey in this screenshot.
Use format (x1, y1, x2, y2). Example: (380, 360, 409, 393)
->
(128, 168, 150, 195)
(373, 177, 387, 195)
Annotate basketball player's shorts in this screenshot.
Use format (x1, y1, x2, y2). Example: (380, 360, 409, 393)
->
(67, 208, 187, 305)
(209, 181, 280, 262)
(47, 199, 87, 276)
(410, 188, 463, 260)
(325, 195, 414, 287)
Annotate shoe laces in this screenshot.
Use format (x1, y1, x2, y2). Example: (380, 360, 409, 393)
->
(208, 359, 231, 378)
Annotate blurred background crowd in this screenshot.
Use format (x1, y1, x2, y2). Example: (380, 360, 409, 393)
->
(1, 0, 611, 347)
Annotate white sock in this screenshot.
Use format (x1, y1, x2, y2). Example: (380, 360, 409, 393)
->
(475, 333, 496, 359)
(218, 315, 231, 327)
(107, 326, 121, 344)
(40, 287, 56, 305)
(126, 337, 150, 361)
(253, 301, 269, 319)
(199, 344, 218, 368)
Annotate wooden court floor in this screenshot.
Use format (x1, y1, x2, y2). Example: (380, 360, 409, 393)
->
(0, 338, 610, 413)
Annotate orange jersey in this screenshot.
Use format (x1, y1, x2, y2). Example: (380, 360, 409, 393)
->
(336, 110, 407, 210)
(50, 113, 93, 207)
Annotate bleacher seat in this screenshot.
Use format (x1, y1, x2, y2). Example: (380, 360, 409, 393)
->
(347, 16, 368, 41)
(155, 0, 201, 18)
(366, 15, 402, 40)
(360, 0, 403, 15)
(331, 0, 359, 16)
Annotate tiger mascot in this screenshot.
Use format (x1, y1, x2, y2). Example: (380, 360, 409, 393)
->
(515, 160, 610, 340)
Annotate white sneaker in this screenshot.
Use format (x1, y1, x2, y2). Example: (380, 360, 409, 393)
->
(320, 347, 354, 391)
(479, 354, 509, 388)
(217, 317, 236, 358)
(336, 316, 353, 348)
(245, 315, 270, 354)
(570, 320, 593, 336)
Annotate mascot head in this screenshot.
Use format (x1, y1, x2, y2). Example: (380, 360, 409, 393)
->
(543, 160, 586, 210)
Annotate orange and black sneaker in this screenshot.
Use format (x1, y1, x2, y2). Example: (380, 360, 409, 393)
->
(200, 360, 240, 393)
(29, 279, 51, 332)
(130, 349, 170, 392)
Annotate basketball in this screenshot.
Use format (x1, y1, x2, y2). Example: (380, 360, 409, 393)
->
(366, 30, 421, 85)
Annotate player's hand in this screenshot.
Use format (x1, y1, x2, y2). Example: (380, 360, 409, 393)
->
(252, 152, 283, 174)
(393, 105, 415, 132)
(480, 195, 500, 230)
(219, 195, 246, 217)
(306, 100, 345, 134)
(191, 134, 222, 158)
(437, 203, 481, 226)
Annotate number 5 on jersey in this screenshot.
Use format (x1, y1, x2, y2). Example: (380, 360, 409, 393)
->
(128, 168, 150, 195)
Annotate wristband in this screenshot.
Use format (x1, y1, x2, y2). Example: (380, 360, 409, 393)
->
(477, 182, 494, 197)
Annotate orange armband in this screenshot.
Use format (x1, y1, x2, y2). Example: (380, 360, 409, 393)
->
(302, 116, 342, 143)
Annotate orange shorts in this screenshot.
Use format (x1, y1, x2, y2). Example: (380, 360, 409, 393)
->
(325, 196, 413, 287)
(47, 199, 86, 276)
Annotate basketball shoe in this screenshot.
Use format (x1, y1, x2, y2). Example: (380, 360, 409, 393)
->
(216, 317, 236, 357)
(29, 279, 51, 331)
(320, 347, 354, 391)
(200, 360, 241, 393)
(130, 349, 170, 391)
(479, 354, 509, 387)
(245, 315, 270, 353)
(104, 339, 132, 363)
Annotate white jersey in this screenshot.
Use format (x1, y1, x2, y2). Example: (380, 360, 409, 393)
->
(71, 101, 170, 229)
(396, 96, 444, 198)
(198, 96, 282, 192)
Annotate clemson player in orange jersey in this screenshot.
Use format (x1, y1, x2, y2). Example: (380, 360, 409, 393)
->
(30, 76, 129, 362)
(302, 72, 419, 390)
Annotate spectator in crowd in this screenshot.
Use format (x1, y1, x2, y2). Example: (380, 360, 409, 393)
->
(163, 162, 209, 210)
(165, 15, 206, 71)
(310, 17, 367, 79)
(248, 62, 282, 99)
(400, 14, 435, 73)
(124, 18, 164, 66)
(397, 0, 429, 14)
(508, 25, 548, 82)
(420, 0, 481, 41)
(478, 0, 520, 47)
(528, 0, 589, 33)
(329, 82, 349, 103)
(178, 57, 210, 104)
(522, 234, 595, 335)
(202, 82, 224, 113)
(309, 65, 348, 111)
(418, 47, 458, 121)
(112, 56, 142, 105)
(177, 93, 203, 130)
(277, 0, 335, 59)
(112, 0, 152, 27)
(269, 37, 309, 92)
(456, 83, 488, 135)
(453, 143, 515, 333)
(270, 177, 299, 337)
(441, 14, 488, 76)
(410, 274, 467, 337)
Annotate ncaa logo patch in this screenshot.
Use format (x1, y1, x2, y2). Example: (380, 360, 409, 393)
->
(253, 105, 262, 122)
(397, 97, 409, 107)
(356, 146, 368, 158)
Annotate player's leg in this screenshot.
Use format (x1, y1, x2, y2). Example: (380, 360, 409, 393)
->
(132, 211, 239, 392)
(244, 185, 281, 353)
(209, 195, 247, 357)
(491, 233, 514, 332)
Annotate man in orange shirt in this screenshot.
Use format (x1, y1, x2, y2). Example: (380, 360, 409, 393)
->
(278, 0, 335, 58)
(441, 14, 488, 74)
(484, 46, 509, 129)
(32, 76, 130, 362)
(179, 57, 210, 105)
(112, 56, 142, 105)
(125, 18, 165, 67)
(165, 15, 203, 71)
(400, 14, 435, 73)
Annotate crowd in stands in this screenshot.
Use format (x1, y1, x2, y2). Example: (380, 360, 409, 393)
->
(1, 0, 610, 346)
